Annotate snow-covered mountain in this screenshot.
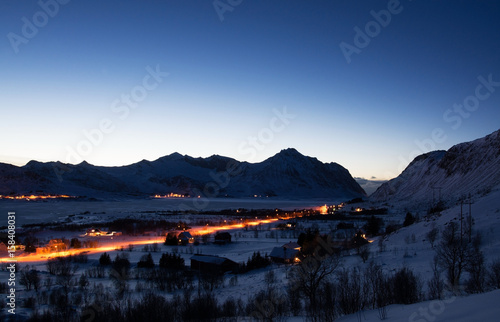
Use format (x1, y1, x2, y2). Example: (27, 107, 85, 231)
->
(371, 129, 500, 209)
(0, 148, 365, 200)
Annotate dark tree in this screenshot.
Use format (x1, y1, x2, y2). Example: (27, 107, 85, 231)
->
(391, 267, 420, 304)
(220, 297, 239, 319)
(246, 289, 287, 321)
(23, 235, 38, 253)
(99, 252, 111, 266)
(435, 222, 473, 286)
(403, 212, 416, 227)
(488, 259, 500, 289)
(183, 292, 220, 321)
(287, 283, 302, 316)
(465, 244, 486, 293)
(159, 252, 185, 270)
(112, 253, 131, 278)
(337, 268, 364, 315)
(317, 281, 337, 321)
(19, 266, 41, 292)
(78, 273, 89, 290)
(164, 232, 178, 246)
(359, 245, 370, 263)
(46, 257, 76, 276)
(291, 255, 340, 316)
(428, 256, 444, 300)
(137, 253, 155, 269)
(297, 228, 319, 254)
(70, 238, 82, 249)
(426, 227, 439, 248)
(125, 292, 176, 322)
(363, 262, 391, 319)
(364, 215, 383, 236)
(246, 252, 271, 271)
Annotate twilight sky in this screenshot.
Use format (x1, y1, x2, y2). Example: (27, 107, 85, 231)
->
(1, 0, 499, 180)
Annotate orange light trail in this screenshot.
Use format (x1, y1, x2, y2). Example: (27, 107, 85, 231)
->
(0, 218, 280, 263)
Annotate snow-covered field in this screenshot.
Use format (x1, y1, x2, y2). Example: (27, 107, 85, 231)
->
(0, 197, 334, 226)
(1, 189, 500, 320)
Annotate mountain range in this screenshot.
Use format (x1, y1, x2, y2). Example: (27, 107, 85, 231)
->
(0, 148, 366, 200)
(371, 129, 500, 209)
(2, 129, 499, 205)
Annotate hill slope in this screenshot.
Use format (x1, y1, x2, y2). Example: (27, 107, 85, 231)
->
(371, 129, 500, 209)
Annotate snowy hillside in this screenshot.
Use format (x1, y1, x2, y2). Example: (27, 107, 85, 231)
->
(0, 148, 365, 200)
(333, 185, 500, 321)
(335, 289, 500, 322)
(371, 129, 500, 209)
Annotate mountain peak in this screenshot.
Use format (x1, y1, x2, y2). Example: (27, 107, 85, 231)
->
(276, 148, 304, 158)
(156, 152, 184, 162)
(25, 160, 43, 167)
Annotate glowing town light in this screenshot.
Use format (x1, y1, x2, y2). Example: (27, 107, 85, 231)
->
(0, 194, 74, 200)
(153, 193, 187, 198)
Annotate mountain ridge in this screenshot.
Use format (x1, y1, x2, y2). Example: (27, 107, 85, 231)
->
(0, 149, 366, 200)
(371, 129, 500, 209)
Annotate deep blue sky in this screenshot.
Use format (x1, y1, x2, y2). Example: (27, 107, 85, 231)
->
(1, 0, 499, 179)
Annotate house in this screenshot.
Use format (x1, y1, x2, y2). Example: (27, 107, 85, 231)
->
(190, 254, 239, 273)
(269, 241, 302, 264)
(282, 241, 301, 250)
(355, 229, 367, 239)
(85, 228, 106, 236)
(331, 228, 357, 240)
(36, 239, 67, 254)
(330, 228, 357, 247)
(351, 229, 369, 248)
(48, 239, 67, 252)
(85, 228, 121, 237)
(178, 231, 194, 245)
(269, 247, 301, 264)
(214, 232, 231, 244)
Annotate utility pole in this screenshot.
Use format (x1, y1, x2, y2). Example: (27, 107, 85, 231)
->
(431, 186, 442, 213)
(460, 199, 463, 243)
(466, 193, 473, 243)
